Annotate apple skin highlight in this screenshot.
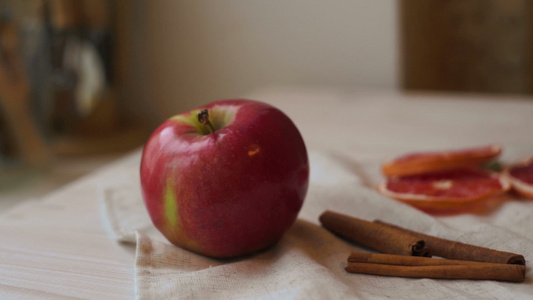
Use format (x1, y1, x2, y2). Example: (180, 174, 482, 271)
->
(140, 99, 309, 258)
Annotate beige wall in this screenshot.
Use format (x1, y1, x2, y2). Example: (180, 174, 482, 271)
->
(120, 0, 398, 124)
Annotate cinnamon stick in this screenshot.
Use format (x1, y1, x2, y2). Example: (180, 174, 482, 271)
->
(374, 220, 525, 265)
(345, 262, 525, 282)
(319, 211, 430, 256)
(349, 252, 502, 266)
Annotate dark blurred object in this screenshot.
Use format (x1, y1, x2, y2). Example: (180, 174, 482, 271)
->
(0, 13, 50, 168)
(0, 0, 148, 166)
(401, 0, 533, 94)
(47, 0, 113, 136)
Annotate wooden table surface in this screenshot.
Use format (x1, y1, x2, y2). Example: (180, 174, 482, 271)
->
(1, 88, 533, 299)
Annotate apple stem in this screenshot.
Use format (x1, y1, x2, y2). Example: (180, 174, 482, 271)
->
(197, 108, 216, 134)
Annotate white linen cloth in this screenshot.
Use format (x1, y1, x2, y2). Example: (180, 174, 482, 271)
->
(102, 150, 533, 300)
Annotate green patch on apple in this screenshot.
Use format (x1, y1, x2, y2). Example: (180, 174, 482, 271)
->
(164, 179, 179, 227)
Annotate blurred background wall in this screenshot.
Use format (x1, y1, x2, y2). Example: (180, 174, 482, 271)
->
(2, 0, 533, 171)
(119, 0, 398, 126)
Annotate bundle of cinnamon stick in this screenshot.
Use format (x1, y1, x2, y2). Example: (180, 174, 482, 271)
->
(319, 210, 526, 282)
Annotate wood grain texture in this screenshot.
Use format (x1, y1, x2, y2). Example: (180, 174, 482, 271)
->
(0, 153, 140, 299)
(401, 0, 533, 94)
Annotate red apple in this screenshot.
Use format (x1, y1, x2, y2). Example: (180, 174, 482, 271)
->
(140, 99, 309, 258)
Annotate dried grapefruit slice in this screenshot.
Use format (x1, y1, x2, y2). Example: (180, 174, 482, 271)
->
(382, 145, 502, 177)
(377, 168, 510, 214)
(502, 157, 533, 199)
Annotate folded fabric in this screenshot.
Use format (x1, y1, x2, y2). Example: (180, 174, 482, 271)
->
(101, 181, 162, 244)
(101, 151, 533, 300)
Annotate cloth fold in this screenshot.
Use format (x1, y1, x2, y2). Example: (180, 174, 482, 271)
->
(101, 151, 533, 300)
(101, 180, 162, 244)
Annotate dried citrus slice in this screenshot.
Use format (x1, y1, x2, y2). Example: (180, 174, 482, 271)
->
(502, 157, 533, 199)
(377, 168, 510, 214)
(382, 145, 502, 177)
